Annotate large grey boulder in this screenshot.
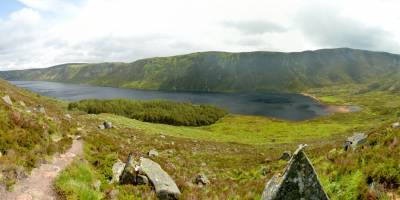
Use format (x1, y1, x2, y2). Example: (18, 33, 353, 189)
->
(261, 144, 329, 200)
(139, 157, 181, 200)
(345, 132, 367, 151)
(2, 95, 12, 106)
(111, 159, 125, 183)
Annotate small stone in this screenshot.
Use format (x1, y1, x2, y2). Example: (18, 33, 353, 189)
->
(98, 124, 105, 130)
(160, 135, 166, 139)
(93, 180, 101, 191)
(36, 105, 45, 113)
(2, 95, 12, 106)
(103, 121, 113, 129)
(201, 162, 207, 167)
(148, 149, 159, 157)
(194, 173, 210, 186)
(108, 189, 119, 200)
(279, 151, 291, 161)
(19, 101, 26, 107)
(346, 132, 368, 151)
(392, 122, 399, 129)
(65, 114, 72, 120)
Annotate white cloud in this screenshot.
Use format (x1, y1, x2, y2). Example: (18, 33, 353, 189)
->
(0, 0, 399, 70)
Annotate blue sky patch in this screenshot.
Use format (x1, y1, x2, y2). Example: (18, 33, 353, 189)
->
(0, 0, 24, 18)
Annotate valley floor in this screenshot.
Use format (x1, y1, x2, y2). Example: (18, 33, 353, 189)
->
(1, 81, 399, 199)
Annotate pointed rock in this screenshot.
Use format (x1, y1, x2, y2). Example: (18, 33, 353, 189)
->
(261, 144, 329, 200)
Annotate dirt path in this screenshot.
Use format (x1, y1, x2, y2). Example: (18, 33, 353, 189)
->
(1, 139, 83, 200)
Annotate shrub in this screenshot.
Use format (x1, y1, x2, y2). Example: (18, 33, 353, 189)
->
(372, 161, 400, 189)
(68, 99, 227, 126)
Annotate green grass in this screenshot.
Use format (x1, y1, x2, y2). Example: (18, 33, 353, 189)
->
(55, 160, 103, 200)
(95, 111, 377, 145)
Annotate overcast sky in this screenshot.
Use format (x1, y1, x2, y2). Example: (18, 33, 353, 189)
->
(0, 0, 400, 70)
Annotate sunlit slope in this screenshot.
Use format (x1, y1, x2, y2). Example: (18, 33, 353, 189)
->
(2, 48, 400, 92)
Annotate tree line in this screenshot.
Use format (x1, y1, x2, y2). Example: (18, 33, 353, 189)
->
(68, 99, 227, 126)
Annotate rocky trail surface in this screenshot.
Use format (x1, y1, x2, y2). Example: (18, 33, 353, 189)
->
(1, 139, 83, 200)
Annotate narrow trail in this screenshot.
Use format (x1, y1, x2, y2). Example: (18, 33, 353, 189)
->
(1, 139, 83, 200)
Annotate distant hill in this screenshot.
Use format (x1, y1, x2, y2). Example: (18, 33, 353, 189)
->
(2, 48, 400, 92)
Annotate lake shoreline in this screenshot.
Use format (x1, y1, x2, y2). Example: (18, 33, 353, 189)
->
(10, 80, 358, 120)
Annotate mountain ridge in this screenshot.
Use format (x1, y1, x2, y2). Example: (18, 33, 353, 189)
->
(2, 48, 400, 92)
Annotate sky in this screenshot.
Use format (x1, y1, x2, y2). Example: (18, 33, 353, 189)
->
(0, 0, 400, 70)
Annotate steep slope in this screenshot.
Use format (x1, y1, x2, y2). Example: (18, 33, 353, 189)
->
(1, 48, 400, 92)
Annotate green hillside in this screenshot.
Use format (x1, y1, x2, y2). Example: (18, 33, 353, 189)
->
(2, 48, 400, 92)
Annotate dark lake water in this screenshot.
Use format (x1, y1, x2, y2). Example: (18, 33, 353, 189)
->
(11, 81, 333, 120)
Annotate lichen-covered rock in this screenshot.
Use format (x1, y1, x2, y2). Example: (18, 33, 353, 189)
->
(346, 132, 367, 151)
(261, 144, 329, 200)
(139, 157, 181, 200)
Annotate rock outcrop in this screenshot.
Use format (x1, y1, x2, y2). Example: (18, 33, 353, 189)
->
(261, 144, 329, 200)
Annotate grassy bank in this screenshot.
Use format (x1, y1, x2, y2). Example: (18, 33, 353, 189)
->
(0, 80, 76, 189)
